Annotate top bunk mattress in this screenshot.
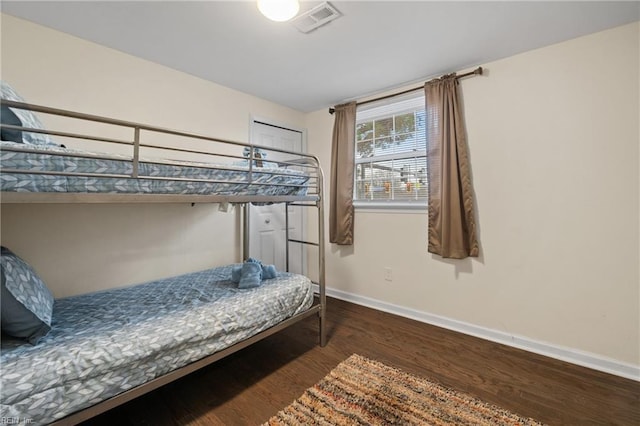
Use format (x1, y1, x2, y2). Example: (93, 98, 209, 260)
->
(0, 265, 314, 425)
(0, 141, 310, 198)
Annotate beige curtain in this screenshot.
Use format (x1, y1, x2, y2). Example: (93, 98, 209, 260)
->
(329, 101, 357, 245)
(424, 75, 479, 259)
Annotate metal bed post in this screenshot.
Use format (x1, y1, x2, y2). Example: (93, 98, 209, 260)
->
(242, 204, 250, 261)
(243, 146, 255, 263)
(285, 202, 290, 272)
(317, 164, 327, 347)
(132, 127, 140, 178)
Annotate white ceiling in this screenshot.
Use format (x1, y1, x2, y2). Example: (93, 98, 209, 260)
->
(2, 1, 639, 112)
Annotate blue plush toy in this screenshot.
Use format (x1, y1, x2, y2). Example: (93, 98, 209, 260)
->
(238, 262, 262, 289)
(262, 264, 277, 280)
(231, 257, 278, 288)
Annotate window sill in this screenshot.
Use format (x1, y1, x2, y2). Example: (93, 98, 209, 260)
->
(353, 201, 427, 214)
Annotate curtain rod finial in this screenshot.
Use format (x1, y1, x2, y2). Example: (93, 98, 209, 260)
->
(329, 107, 335, 115)
(475, 67, 483, 75)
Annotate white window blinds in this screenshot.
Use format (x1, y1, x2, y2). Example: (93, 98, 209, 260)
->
(353, 91, 427, 208)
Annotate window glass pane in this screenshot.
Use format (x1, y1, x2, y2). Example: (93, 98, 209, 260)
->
(369, 160, 394, 201)
(353, 93, 427, 206)
(374, 136, 394, 156)
(394, 112, 415, 136)
(394, 134, 417, 155)
(356, 140, 374, 159)
(374, 117, 393, 138)
(391, 157, 428, 201)
(415, 110, 426, 151)
(356, 121, 373, 142)
(354, 163, 371, 200)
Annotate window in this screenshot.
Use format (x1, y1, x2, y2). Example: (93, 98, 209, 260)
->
(353, 92, 427, 208)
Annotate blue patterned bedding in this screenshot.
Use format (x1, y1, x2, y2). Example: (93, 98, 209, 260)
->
(0, 265, 313, 425)
(0, 142, 309, 196)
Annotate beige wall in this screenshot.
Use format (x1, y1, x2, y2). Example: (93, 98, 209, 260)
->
(306, 22, 640, 367)
(1, 14, 638, 371)
(0, 14, 305, 297)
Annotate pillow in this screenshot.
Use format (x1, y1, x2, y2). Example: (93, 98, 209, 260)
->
(0, 247, 54, 345)
(1, 81, 58, 147)
(1, 103, 23, 143)
(238, 261, 262, 289)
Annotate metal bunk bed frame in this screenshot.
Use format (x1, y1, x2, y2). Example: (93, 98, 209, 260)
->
(0, 99, 327, 425)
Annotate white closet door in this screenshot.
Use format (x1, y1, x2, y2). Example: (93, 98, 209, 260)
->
(249, 120, 305, 274)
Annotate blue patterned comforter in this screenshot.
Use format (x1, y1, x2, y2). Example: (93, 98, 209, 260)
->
(0, 265, 313, 425)
(0, 142, 309, 196)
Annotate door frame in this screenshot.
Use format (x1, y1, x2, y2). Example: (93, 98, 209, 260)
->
(248, 115, 309, 276)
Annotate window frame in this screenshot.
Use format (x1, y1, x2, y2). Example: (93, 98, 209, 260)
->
(352, 92, 427, 210)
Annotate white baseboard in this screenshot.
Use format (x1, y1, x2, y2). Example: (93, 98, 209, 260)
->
(313, 285, 640, 381)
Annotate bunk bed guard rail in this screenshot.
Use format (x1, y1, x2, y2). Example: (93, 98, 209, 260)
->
(0, 99, 323, 204)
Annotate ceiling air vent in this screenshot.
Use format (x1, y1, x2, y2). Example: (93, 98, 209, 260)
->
(292, 2, 341, 33)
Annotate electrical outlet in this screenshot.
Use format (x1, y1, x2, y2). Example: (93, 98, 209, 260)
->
(384, 267, 393, 282)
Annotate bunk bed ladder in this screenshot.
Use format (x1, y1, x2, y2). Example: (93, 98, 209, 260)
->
(241, 194, 327, 347)
(284, 196, 327, 347)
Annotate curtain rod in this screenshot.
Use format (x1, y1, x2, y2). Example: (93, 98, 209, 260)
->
(328, 66, 483, 114)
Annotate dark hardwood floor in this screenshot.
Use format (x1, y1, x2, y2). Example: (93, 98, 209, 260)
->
(84, 297, 639, 425)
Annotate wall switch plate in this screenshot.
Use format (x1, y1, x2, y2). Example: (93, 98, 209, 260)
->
(384, 267, 393, 281)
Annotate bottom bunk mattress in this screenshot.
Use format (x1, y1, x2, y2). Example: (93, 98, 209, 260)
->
(0, 265, 314, 425)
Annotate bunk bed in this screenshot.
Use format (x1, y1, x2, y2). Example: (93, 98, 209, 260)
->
(0, 95, 327, 425)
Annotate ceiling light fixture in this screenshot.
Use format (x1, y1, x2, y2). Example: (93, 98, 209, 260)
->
(257, 0, 300, 22)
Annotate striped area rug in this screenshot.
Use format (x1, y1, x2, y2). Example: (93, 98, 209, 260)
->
(264, 354, 545, 425)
